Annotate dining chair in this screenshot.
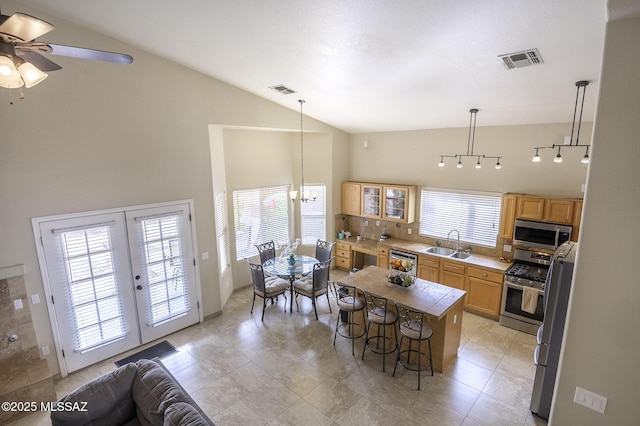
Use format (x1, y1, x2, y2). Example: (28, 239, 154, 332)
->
(393, 302, 434, 389)
(292, 258, 333, 320)
(315, 239, 336, 263)
(255, 240, 276, 264)
(249, 262, 289, 321)
(361, 290, 398, 372)
(333, 283, 366, 355)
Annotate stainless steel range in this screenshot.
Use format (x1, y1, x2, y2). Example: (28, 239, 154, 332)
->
(500, 248, 552, 335)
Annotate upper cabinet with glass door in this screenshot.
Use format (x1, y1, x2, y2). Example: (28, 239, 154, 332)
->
(361, 184, 382, 219)
(382, 185, 416, 223)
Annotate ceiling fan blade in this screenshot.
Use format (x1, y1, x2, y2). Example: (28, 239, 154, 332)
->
(16, 49, 61, 71)
(0, 13, 54, 42)
(48, 43, 133, 64)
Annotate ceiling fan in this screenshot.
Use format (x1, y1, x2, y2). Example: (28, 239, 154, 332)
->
(0, 7, 132, 101)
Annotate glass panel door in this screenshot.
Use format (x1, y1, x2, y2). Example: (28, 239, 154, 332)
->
(361, 184, 382, 218)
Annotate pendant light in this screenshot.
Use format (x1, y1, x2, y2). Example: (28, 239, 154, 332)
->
(290, 99, 317, 203)
(438, 108, 502, 170)
(533, 80, 591, 164)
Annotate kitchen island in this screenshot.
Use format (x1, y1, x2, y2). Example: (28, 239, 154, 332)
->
(337, 265, 466, 372)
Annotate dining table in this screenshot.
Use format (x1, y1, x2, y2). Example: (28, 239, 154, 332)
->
(337, 265, 467, 372)
(262, 255, 319, 313)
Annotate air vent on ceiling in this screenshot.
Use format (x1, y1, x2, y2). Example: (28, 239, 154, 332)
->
(498, 49, 543, 70)
(269, 84, 296, 95)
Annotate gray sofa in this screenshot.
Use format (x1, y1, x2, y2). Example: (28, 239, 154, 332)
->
(51, 358, 214, 426)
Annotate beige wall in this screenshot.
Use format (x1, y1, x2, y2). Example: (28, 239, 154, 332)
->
(0, 2, 347, 375)
(349, 123, 591, 198)
(551, 14, 640, 424)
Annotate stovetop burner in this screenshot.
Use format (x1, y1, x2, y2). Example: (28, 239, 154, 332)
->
(506, 263, 549, 283)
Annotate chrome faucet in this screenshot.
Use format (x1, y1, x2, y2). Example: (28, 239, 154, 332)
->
(446, 229, 460, 252)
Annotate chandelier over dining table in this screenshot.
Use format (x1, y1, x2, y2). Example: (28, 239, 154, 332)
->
(290, 99, 317, 202)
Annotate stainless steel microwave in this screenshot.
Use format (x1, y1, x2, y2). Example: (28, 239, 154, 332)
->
(513, 219, 572, 251)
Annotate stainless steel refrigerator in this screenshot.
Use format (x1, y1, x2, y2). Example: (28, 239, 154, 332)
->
(530, 240, 577, 420)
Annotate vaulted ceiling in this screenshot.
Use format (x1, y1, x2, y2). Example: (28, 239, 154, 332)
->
(12, 0, 631, 133)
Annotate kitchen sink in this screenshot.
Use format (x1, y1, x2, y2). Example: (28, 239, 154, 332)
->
(423, 246, 472, 260)
(450, 252, 472, 260)
(424, 247, 455, 256)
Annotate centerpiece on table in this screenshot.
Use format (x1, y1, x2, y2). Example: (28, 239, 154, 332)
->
(280, 238, 301, 266)
(388, 258, 415, 287)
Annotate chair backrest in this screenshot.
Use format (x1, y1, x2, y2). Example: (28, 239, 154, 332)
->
(315, 239, 336, 263)
(336, 283, 360, 308)
(394, 302, 425, 327)
(255, 240, 276, 264)
(362, 290, 391, 315)
(311, 258, 333, 292)
(249, 262, 266, 293)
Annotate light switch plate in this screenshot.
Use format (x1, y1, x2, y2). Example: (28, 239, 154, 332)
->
(31, 294, 40, 305)
(574, 386, 607, 414)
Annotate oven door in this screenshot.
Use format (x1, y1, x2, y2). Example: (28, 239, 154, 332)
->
(501, 281, 545, 324)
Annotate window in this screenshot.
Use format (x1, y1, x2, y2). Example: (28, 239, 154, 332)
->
(233, 185, 291, 260)
(419, 188, 502, 247)
(300, 185, 326, 245)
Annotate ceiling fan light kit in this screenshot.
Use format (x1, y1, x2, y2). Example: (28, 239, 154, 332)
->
(438, 108, 503, 170)
(0, 8, 133, 103)
(533, 80, 591, 164)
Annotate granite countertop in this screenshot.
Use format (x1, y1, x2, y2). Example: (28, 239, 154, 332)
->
(337, 237, 512, 272)
(337, 265, 466, 320)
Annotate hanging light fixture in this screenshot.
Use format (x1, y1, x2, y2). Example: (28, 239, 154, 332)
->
(290, 99, 317, 203)
(438, 108, 502, 170)
(533, 80, 591, 164)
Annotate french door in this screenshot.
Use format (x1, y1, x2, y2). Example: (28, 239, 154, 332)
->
(35, 201, 200, 375)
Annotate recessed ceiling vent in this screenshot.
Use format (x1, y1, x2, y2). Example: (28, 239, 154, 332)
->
(269, 84, 296, 95)
(498, 49, 543, 70)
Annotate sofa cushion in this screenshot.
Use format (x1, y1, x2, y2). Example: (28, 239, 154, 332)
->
(133, 359, 187, 426)
(163, 402, 209, 426)
(50, 362, 138, 426)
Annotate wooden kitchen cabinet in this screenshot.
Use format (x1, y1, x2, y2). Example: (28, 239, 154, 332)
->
(516, 196, 546, 220)
(544, 199, 574, 224)
(499, 194, 517, 239)
(418, 255, 439, 282)
(465, 266, 504, 319)
(336, 241, 353, 271)
(361, 184, 382, 219)
(571, 200, 583, 242)
(439, 260, 466, 291)
(342, 182, 361, 216)
(382, 185, 416, 223)
(377, 245, 389, 268)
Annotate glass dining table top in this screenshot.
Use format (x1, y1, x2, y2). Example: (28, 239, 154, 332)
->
(262, 255, 319, 278)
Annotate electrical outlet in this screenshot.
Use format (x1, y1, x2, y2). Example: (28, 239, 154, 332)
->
(13, 299, 23, 310)
(504, 244, 512, 253)
(31, 294, 40, 305)
(41, 346, 50, 356)
(574, 387, 607, 414)
(364, 220, 368, 226)
(201, 252, 209, 260)
(407, 228, 412, 234)
(376, 220, 380, 226)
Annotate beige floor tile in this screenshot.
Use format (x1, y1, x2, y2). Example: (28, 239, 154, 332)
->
(10, 272, 548, 426)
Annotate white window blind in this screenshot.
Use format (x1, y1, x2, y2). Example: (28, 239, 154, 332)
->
(138, 214, 191, 326)
(419, 188, 502, 247)
(58, 223, 127, 352)
(300, 185, 326, 245)
(233, 185, 291, 260)
(215, 193, 230, 273)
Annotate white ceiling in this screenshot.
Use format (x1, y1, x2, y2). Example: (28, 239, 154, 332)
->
(10, 0, 618, 133)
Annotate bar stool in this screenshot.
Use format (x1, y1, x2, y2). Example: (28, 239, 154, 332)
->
(393, 302, 434, 390)
(361, 290, 398, 372)
(333, 283, 366, 355)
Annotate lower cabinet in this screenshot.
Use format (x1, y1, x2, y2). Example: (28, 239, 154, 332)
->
(336, 241, 352, 271)
(465, 266, 504, 319)
(418, 255, 439, 282)
(377, 245, 389, 269)
(439, 260, 466, 291)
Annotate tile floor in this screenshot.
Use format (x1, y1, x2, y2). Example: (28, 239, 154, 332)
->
(10, 270, 548, 426)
